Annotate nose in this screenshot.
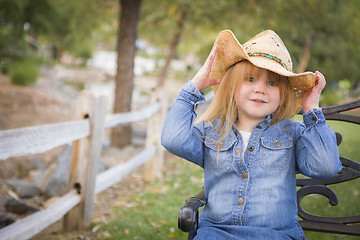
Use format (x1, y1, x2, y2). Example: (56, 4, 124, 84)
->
(253, 81, 266, 94)
(253, 71, 268, 94)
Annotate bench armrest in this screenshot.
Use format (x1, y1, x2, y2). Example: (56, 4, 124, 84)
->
(178, 188, 206, 233)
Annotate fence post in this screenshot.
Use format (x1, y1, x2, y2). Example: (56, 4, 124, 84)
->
(83, 94, 107, 227)
(66, 92, 92, 193)
(64, 91, 92, 231)
(63, 91, 107, 230)
(144, 87, 167, 181)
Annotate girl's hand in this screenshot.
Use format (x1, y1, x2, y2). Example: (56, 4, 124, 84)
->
(191, 46, 222, 91)
(302, 71, 326, 113)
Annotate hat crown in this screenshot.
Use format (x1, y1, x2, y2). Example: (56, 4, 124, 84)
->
(243, 30, 293, 72)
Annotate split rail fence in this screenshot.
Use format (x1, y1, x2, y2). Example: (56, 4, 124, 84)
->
(0, 90, 167, 240)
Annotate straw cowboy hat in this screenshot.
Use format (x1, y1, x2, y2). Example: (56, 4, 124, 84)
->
(210, 30, 316, 115)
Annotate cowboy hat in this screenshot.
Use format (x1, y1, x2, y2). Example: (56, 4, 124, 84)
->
(210, 30, 316, 115)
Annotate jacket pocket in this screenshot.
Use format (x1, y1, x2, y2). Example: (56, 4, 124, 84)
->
(260, 137, 293, 170)
(204, 138, 235, 173)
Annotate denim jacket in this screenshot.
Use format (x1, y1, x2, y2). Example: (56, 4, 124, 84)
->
(161, 81, 342, 240)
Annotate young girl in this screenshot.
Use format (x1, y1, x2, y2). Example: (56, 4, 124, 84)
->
(161, 30, 342, 240)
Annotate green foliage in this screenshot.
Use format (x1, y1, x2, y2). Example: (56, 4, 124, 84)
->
(320, 79, 354, 106)
(320, 88, 341, 107)
(201, 86, 212, 95)
(7, 57, 42, 86)
(0, 0, 115, 62)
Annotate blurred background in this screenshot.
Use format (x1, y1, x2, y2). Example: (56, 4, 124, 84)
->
(0, 0, 359, 239)
(1, 0, 359, 103)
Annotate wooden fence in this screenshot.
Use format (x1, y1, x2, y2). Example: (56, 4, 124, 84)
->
(0, 90, 167, 240)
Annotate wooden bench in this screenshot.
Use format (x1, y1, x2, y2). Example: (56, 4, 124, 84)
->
(178, 99, 360, 239)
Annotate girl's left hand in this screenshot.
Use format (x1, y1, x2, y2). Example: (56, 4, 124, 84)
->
(302, 71, 326, 113)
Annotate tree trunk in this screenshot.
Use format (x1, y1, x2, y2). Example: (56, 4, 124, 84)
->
(111, 0, 141, 148)
(157, 8, 187, 87)
(296, 32, 312, 73)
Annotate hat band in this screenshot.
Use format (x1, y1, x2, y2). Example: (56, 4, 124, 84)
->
(247, 52, 291, 72)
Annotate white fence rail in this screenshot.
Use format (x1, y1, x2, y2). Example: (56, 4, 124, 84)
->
(0, 120, 89, 160)
(0, 91, 164, 240)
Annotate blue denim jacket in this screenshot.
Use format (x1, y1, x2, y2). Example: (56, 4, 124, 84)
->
(161, 81, 342, 240)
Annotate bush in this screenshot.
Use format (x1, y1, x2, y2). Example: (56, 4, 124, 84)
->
(320, 79, 353, 107)
(8, 58, 41, 86)
(320, 88, 340, 107)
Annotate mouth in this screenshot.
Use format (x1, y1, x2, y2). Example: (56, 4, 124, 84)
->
(250, 99, 267, 103)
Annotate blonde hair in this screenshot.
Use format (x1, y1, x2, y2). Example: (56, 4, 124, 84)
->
(195, 61, 296, 146)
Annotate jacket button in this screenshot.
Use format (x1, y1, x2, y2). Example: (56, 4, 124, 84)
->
(238, 198, 244, 205)
(312, 117, 317, 122)
(249, 146, 254, 151)
(256, 125, 262, 129)
(236, 148, 242, 154)
(242, 173, 248, 179)
(234, 130, 239, 136)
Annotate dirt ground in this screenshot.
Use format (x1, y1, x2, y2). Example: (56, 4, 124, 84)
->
(0, 76, 73, 130)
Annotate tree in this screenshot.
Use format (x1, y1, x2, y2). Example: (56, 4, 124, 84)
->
(0, 0, 114, 62)
(0, 0, 56, 58)
(47, 0, 115, 60)
(111, 0, 142, 148)
(157, 6, 188, 87)
(139, 0, 248, 87)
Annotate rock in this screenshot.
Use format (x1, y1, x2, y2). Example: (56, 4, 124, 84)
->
(37, 163, 57, 194)
(0, 157, 38, 179)
(44, 144, 107, 197)
(0, 159, 21, 179)
(45, 145, 72, 197)
(6, 179, 42, 198)
(0, 195, 12, 211)
(5, 196, 39, 214)
(0, 180, 8, 199)
(18, 158, 38, 178)
(30, 157, 46, 183)
(0, 211, 16, 228)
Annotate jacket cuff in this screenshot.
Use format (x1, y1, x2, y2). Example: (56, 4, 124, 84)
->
(303, 108, 325, 127)
(179, 81, 206, 105)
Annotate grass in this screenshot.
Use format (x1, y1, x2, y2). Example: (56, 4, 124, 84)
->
(93, 119, 359, 240)
(92, 157, 204, 240)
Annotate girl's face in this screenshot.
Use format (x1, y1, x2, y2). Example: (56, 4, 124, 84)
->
(235, 69, 280, 124)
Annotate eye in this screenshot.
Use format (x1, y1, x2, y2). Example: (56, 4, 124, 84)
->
(246, 76, 255, 82)
(267, 81, 277, 86)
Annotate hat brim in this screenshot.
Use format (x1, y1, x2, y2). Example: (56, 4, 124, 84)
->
(209, 30, 316, 116)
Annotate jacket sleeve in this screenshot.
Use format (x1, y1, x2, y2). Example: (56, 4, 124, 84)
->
(295, 108, 342, 178)
(161, 81, 206, 168)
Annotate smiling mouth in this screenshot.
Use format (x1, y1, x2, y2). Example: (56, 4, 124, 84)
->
(251, 99, 266, 103)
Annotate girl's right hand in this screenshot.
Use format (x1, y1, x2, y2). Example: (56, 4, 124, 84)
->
(191, 46, 222, 91)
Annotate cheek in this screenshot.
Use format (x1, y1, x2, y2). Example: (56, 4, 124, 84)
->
(235, 84, 248, 99)
(272, 88, 281, 107)
(234, 88, 244, 103)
